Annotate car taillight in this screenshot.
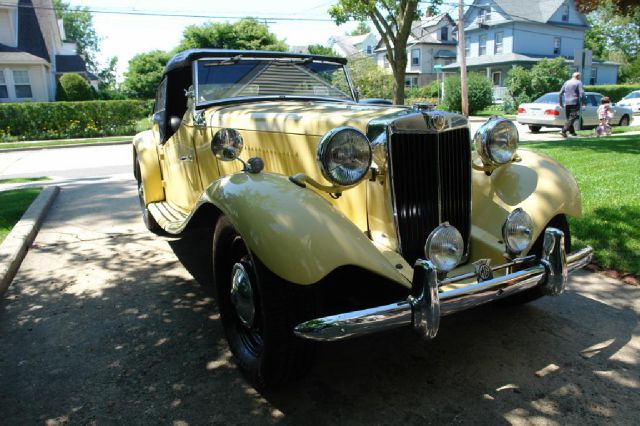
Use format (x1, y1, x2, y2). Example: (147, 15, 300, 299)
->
(517, 107, 526, 113)
(544, 109, 560, 116)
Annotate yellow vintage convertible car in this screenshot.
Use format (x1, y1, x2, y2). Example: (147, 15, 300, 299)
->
(133, 49, 593, 387)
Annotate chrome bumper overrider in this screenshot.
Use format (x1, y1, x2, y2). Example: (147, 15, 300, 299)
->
(294, 228, 593, 342)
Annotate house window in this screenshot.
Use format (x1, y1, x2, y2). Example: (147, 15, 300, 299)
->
(479, 35, 487, 56)
(494, 32, 503, 54)
(590, 67, 597, 85)
(366, 45, 372, 54)
(405, 76, 419, 88)
(411, 49, 420, 66)
(478, 7, 491, 23)
(465, 38, 470, 57)
(13, 70, 32, 98)
(553, 37, 561, 55)
(0, 70, 8, 99)
(440, 26, 448, 41)
(492, 71, 501, 86)
(561, 4, 569, 22)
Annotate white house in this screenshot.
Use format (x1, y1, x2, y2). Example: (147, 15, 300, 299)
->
(328, 33, 379, 58)
(375, 14, 458, 89)
(0, 0, 95, 102)
(443, 0, 619, 100)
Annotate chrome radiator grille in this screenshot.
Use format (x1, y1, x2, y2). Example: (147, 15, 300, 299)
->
(388, 128, 471, 265)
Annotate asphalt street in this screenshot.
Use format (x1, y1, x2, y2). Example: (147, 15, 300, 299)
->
(0, 125, 639, 424)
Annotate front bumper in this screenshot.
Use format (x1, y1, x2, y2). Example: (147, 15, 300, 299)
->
(295, 228, 593, 341)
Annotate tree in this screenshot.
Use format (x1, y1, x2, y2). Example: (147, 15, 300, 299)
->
(122, 51, 171, 99)
(349, 21, 372, 35)
(576, 0, 639, 15)
(440, 73, 492, 114)
(57, 73, 93, 101)
(345, 56, 394, 99)
(308, 44, 335, 56)
(53, 0, 100, 72)
(505, 58, 570, 108)
(329, 0, 442, 105)
(176, 18, 287, 52)
(585, 4, 640, 62)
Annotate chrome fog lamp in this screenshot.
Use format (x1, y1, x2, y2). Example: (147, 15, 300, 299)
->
(317, 126, 372, 186)
(474, 117, 518, 167)
(212, 128, 244, 161)
(502, 208, 534, 255)
(424, 223, 464, 272)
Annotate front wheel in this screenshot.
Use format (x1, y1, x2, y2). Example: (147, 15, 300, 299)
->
(212, 216, 320, 388)
(528, 125, 542, 133)
(619, 115, 630, 127)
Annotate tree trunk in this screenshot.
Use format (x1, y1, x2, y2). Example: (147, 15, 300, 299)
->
(391, 45, 408, 105)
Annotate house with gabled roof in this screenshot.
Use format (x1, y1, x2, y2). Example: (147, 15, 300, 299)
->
(328, 33, 379, 58)
(375, 13, 458, 89)
(443, 0, 619, 100)
(0, 0, 94, 102)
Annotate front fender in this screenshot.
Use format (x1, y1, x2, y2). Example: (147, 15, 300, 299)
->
(470, 149, 581, 261)
(133, 130, 164, 204)
(202, 172, 408, 286)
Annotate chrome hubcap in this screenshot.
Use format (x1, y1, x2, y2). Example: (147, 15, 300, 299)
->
(230, 263, 255, 328)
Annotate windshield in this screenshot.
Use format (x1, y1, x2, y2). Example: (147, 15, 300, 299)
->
(196, 58, 354, 103)
(623, 92, 639, 100)
(534, 93, 560, 103)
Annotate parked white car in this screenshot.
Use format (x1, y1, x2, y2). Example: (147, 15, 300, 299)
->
(517, 92, 633, 133)
(616, 90, 640, 113)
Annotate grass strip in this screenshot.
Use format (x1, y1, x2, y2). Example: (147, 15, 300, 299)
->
(0, 136, 131, 150)
(0, 177, 51, 184)
(0, 188, 42, 244)
(526, 134, 640, 276)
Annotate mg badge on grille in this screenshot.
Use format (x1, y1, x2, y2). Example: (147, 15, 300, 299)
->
(430, 115, 447, 131)
(473, 259, 494, 282)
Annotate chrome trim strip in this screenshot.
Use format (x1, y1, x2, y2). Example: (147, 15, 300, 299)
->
(294, 229, 593, 342)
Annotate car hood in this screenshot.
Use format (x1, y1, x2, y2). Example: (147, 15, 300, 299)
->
(204, 101, 409, 136)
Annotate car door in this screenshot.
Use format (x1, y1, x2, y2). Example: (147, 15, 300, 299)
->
(583, 94, 599, 127)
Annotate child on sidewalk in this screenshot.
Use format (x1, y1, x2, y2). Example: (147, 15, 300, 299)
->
(596, 96, 614, 137)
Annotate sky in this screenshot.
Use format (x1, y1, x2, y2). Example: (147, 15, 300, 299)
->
(64, 0, 364, 78)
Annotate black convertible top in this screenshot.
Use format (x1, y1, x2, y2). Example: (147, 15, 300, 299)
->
(164, 49, 348, 75)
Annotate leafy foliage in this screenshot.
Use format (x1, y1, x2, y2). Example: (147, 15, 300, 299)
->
(349, 21, 371, 36)
(584, 4, 640, 62)
(328, 0, 441, 104)
(53, 0, 100, 72)
(57, 73, 93, 101)
(505, 58, 570, 107)
(584, 83, 640, 101)
(333, 57, 393, 100)
(576, 0, 639, 16)
(176, 18, 287, 52)
(123, 51, 171, 99)
(0, 100, 153, 141)
(440, 73, 493, 114)
(619, 57, 640, 83)
(308, 44, 335, 56)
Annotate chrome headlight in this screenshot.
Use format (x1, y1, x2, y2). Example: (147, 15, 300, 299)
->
(424, 223, 464, 272)
(474, 117, 518, 167)
(502, 208, 534, 255)
(317, 126, 372, 186)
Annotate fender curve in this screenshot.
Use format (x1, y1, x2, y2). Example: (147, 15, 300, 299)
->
(133, 130, 164, 204)
(470, 149, 581, 260)
(201, 172, 409, 286)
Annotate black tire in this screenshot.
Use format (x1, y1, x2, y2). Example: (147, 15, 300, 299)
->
(501, 215, 571, 305)
(212, 216, 320, 388)
(134, 159, 161, 234)
(528, 125, 542, 133)
(619, 115, 630, 127)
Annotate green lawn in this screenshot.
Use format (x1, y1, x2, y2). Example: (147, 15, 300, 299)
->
(526, 134, 640, 276)
(0, 177, 51, 184)
(575, 125, 640, 137)
(475, 104, 516, 119)
(0, 136, 130, 150)
(0, 188, 42, 243)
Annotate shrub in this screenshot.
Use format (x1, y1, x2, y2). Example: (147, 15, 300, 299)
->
(440, 73, 493, 114)
(57, 73, 94, 101)
(506, 58, 570, 108)
(584, 83, 640, 102)
(0, 100, 154, 141)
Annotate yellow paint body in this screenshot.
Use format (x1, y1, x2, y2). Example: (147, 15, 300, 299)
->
(133, 101, 582, 288)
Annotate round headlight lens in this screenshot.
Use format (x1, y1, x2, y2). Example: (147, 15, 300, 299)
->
(502, 208, 534, 255)
(474, 118, 518, 166)
(317, 126, 372, 186)
(424, 223, 464, 272)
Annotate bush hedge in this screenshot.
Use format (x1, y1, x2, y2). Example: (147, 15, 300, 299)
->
(0, 100, 153, 141)
(584, 84, 640, 102)
(440, 73, 493, 114)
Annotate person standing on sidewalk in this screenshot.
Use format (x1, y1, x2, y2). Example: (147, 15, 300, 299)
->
(559, 72, 586, 138)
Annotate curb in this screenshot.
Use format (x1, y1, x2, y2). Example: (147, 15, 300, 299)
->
(0, 139, 130, 153)
(0, 185, 60, 298)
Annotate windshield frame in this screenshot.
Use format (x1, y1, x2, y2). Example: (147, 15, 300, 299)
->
(192, 56, 358, 107)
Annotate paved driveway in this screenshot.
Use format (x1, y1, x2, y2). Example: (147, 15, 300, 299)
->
(0, 176, 638, 424)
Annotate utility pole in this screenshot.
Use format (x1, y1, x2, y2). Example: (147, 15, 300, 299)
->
(458, 0, 469, 116)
